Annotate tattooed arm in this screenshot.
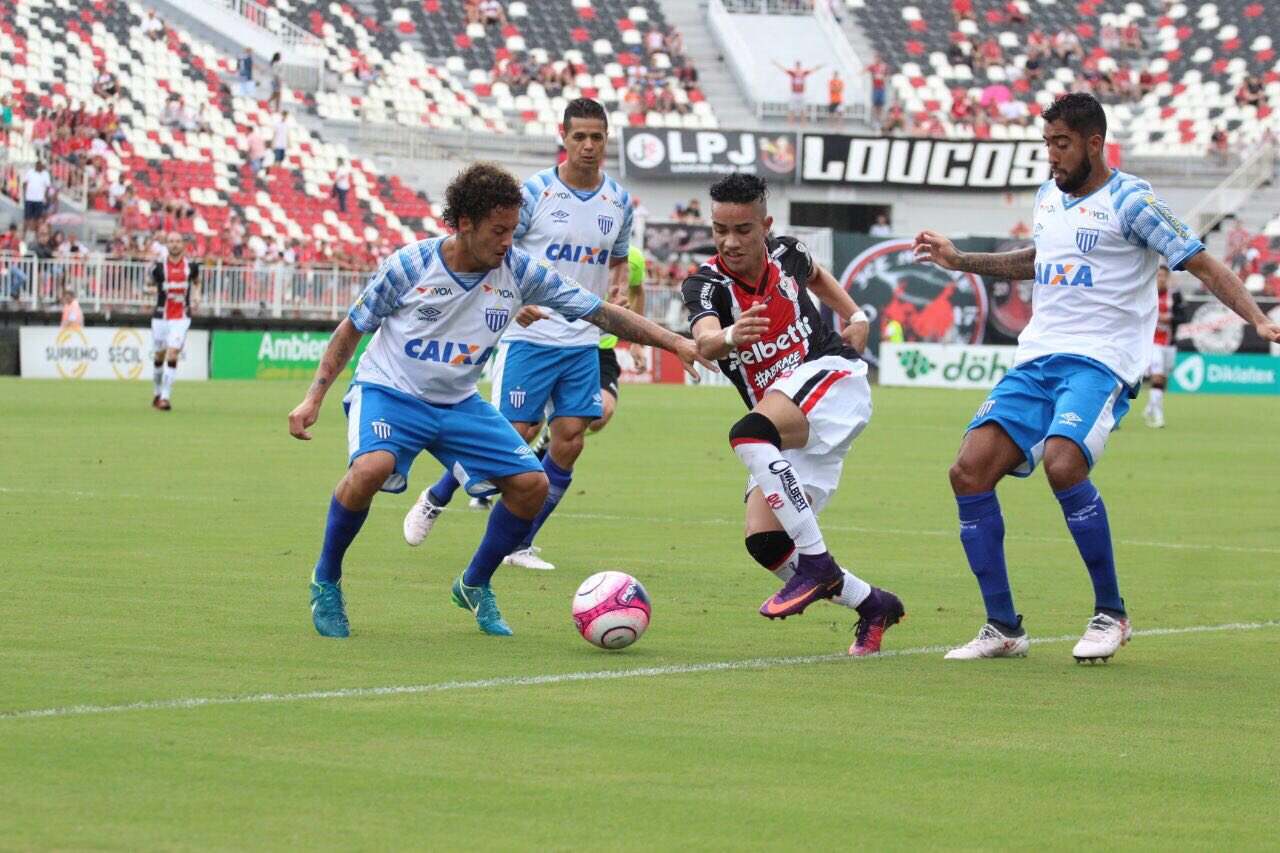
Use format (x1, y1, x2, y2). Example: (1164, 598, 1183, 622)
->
(586, 301, 718, 380)
(913, 229, 1037, 280)
(1183, 251, 1280, 341)
(288, 318, 363, 440)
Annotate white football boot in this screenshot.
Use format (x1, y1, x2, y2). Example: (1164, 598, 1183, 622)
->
(1072, 612, 1133, 663)
(403, 489, 445, 546)
(468, 496, 493, 511)
(503, 546, 555, 570)
(944, 620, 1030, 659)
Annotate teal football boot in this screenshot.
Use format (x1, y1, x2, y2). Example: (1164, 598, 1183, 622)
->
(310, 576, 350, 638)
(451, 576, 513, 636)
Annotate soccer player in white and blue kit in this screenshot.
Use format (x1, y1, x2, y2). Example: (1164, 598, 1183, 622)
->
(288, 163, 709, 638)
(407, 99, 634, 571)
(914, 93, 1280, 663)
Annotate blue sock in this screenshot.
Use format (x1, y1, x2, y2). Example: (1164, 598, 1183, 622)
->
(957, 491, 1018, 629)
(517, 457, 572, 550)
(428, 470, 461, 506)
(462, 500, 535, 587)
(313, 494, 369, 584)
(1055, 479, 1124, 615)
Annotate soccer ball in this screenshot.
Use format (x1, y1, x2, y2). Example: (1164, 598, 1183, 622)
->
(572, 571, 650, 650)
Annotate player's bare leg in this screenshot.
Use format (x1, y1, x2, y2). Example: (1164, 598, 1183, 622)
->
(1043, 438, 1131, 663)
(151, 351, 164, 408)
(1144, 371, 1167, 428)
(945, 424, 1031, 659)
(588, 390, 616, 433)
(452, 470, 549, 635)
(311, 450, 397, 637)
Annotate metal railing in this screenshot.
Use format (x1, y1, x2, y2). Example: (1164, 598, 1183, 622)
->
(215, 0, 323, 53)
(719, 0, 813, 13)
(0, 256, 691, 329)
(1182, 142, 1276, 237)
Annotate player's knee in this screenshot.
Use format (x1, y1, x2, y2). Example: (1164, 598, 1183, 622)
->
(153, 354, 164, 367)
(744, 530, 794, 570)
(166, 359, 178, 369)
(501, 471, 548, 517)
(728, 412, 781, 449)
(1042, 447, 1087, 491)
(949, 457, 986, 495)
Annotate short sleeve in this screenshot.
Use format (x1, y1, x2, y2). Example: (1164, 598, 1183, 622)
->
(682, 273, 721, 329)
(611, 193, 633, 259)
(510, 248, 603, 321)
(1116, 185, 1205, 271)
(788, 238, 816, 282)
(347, 248, 417, 332)
(513, 183, 537, 241)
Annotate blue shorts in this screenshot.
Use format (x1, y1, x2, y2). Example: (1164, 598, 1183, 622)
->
(342, 382, 542, 495)
(491, 340, 603, 422)
(966, 354, 1132, 477)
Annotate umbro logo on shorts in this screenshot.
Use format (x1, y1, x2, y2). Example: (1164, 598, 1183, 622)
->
(372, 420, 392, 440)
(509, 389, 526, 408)
(1058, 412, 1083, 427)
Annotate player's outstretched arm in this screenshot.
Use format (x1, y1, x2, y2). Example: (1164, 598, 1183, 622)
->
(913, 229, 1036, 280)
(1183, 252, 1280, 342)
(288, 318, 363, 440)
(587, 301, 718, 381)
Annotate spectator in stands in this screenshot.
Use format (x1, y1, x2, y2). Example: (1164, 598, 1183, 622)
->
(882, 103, 908, 135)
(1238, 75, 1266, 109)
(827, 71, 845, 127)
(947, 37, 972, 70)
(193, 102, 212, 133)
(972, 109, 991, 140)
(92, 66, 119, 100)
(237, 48, 255, 99)
(269, 53, 284, 113)
(863, 53, 889, 127)
(644, 26, 666, 62)
(675, 57, 698, 92)
(478, 0, 506, 29)
(464, 0, 482, 25)
(1209, 126, 1230, 165)
(142, 9, 164, 41)
(1004, 1, 1027, 24)
(666, 26, 685, 58)
(951, 0, 976, 23)
(1136, 63, 1156, 98)
(869, 213, 892, 237)
(271, 113, 291, 171)
(31, 109, 54, 155)
(973, 36, 1004, 73)
(1100, 22, 1121, 54)
(29, 224, 55, 260)
(1121, 20, 1143, 51)
(1052, 27, 1083, 66)
(0, 223, 19, 254)
(775, 60, 822, 126)
(0, 96, 12, 146)
(998, 96, 1030, 126)
(353, 53, 381, 87)
(22, 161, 52, 237)
(333, 157, 351, 214)
(161, 97, 183, 128)
(60, 287, 83, 328)
(950, 89, 974, 133)
(1226, 218, 1251, 274)
(241, 124, 267, 174)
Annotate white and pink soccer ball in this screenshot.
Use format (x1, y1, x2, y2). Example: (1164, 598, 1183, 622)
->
(572, 571, 650, 650)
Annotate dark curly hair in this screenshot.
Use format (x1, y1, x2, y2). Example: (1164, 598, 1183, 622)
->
(709, 173, 769, 208)
(441, 162, 524, 230)
(1042, 92, 1107, 141)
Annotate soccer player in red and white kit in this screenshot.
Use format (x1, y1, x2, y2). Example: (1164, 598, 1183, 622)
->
(1143, 263, 1180, 428)
(150, 232, 200, 410)
(681, 174, 904, 655)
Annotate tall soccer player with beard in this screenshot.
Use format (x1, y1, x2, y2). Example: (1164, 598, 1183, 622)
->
(288, 162, 711, 639)
(914, 93, 1280, 663)
(681, 173, 904, 656)
(149, 232, 200, 411)
(404, 99, 634, 571)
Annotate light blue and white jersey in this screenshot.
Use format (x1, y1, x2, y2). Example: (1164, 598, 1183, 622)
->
(348, 237, 603, 404)
(1021, 168, 1204, 387)
(502, 165, 632, 348)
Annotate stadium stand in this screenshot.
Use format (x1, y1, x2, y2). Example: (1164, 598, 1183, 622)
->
(845, 0, 1280, 155)
(288, 0, 716, 136)
(0, 0, 439, 272)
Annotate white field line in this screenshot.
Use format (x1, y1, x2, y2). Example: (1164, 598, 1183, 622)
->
(4, 486, 1280, 558)
(1, 621, 1275, 723)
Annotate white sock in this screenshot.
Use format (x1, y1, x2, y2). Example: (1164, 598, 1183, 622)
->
(1150, 388, 1164, 412)
(153, 366, 163, 397)
(161, 365, 176, 401)
(835, 569, 872, 609)
(733, 441, 826, 554)
(768, 550, 798, 582)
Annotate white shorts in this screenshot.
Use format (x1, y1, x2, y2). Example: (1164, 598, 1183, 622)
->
(745, 355, 872, 514)
(790, 91, 805, 112)
(1147, 343, 1175, 377)
(152, 317, 191, 352)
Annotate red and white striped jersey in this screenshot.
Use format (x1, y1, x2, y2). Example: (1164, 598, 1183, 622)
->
(151, 257, 200, 320)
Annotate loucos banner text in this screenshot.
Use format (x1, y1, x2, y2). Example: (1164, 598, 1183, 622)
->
(619, 129, 1051, 189)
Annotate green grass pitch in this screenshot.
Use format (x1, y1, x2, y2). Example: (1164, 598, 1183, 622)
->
(1, 377, 1277, 850)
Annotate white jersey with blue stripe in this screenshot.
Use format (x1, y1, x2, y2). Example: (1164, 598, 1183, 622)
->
(502, 165, 632, 348)
(1020, 168, 1204, 387)
(348, 237, 603, 404)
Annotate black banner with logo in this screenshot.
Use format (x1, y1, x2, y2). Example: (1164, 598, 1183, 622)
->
(619, 129, 799, 179)
(800, 136, 1050, 189)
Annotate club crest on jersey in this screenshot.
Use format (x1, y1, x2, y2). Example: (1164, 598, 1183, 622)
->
(509, 389, 526, 408)
(776, 275, 799, 302)
(598, 215, 614, 235)
(485, 307, 509, 333)
(1075, 227, 1100, 254)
